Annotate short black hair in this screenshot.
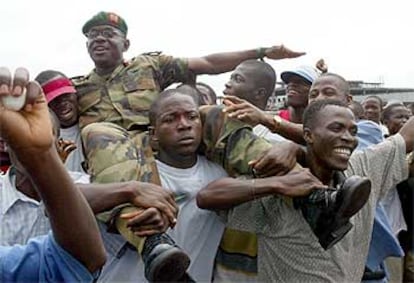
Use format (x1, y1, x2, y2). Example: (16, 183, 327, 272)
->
(382, 101, 406, 121)
(239, 60, 276, 100)
(149, 89, 198, 126)
(175, 84, 201, 106)
(35, 70, 68, 85)
(349, 101, 365, 120)
(303, 99, 348, 130)
(196, 82, 217, 104)
(362, 95, 384, 109)
(317, 72, 350, 95)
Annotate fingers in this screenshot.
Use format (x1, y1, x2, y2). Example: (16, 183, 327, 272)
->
(223, 95, 243, 104)
(12, 68, 29, 97)
(227, 109, 249, 119)
(124, 208, 169, 236)
(0, 68, 43, 111)
(62, 142, 77, 154)
(155, 201, 177, 226)
(0, 67, 12, 95)
(120, 210, 142, 219)
(25, 81, 44, 105)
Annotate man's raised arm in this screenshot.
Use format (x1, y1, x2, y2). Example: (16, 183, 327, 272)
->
(399, 116, 414, 153)
(0, 67, 106, 273)
(188, 45, 305, 75)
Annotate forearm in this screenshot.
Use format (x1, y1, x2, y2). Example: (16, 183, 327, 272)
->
(78, 181, 135, 214)
(197, 177, 283, 209)
(188, 49, 260, 75)
(18, 148, 105, 272)
(262, 114, 306, 144)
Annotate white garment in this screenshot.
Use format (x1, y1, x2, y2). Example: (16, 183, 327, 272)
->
(380, 186, 407, 236)
(0, 168, 50, 246)
(157, 156, 227, 282)
(60, 124, 85, 173)
(253, 124, 286, 143)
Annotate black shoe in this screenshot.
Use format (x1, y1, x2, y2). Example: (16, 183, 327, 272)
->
(141, 233, 191, 282)
(294, 175, 371, 249)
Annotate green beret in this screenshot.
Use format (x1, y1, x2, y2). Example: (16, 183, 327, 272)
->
(82, 11, 128, 36)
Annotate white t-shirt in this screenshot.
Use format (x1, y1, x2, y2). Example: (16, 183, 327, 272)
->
(60, 124, 85, 173)
(157, 156, 228, 282)
(253, 124, 286, 143)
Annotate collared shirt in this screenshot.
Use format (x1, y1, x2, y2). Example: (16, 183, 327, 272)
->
(97, 222, 147, 283)
(222, 134, 408, 282)
(0, 168, 146, 282)
(0, 232, 97, 282)
(0, 168, 51, 246)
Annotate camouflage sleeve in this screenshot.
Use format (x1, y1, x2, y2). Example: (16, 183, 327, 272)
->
(200, 105, 273, 177)
(157, 54, 196, 89)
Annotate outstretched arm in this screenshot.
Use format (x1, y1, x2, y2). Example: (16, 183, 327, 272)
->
(197, 168, 326, 210)
(188, 45, 305, 74)
(0, 67, 105, 273)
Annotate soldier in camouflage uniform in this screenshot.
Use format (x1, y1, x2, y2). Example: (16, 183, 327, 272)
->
(74, 11, 305, 282)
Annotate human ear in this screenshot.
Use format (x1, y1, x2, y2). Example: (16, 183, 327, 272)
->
(123, 39, 130, 52)
(149, 126, 158, 141)
(303, 127, 313, 144)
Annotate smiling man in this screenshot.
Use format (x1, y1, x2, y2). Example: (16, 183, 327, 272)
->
(35, 70, 84, 173)
(197, 99, 414, 282)
(278, 65, 319, 123)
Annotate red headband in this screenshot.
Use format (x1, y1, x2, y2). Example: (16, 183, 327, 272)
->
(42, 78, 76, 103)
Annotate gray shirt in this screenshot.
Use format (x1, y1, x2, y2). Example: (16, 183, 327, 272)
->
(222, 134, 408, 282)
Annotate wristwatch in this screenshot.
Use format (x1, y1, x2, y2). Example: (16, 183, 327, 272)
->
(272, 115, 283, 132)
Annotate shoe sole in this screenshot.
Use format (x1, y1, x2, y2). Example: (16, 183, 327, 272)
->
(148, 247, 191, 282)
(338, 177, 371, 218)
(323, 221, 353, 250)
(319, 177, 371, 250)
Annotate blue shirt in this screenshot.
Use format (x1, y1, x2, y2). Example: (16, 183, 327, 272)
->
(0, 232, 97, 282)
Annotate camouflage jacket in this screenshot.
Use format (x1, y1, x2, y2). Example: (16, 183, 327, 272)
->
(72, 52, 195, 130)
(199, 105, 273, 177)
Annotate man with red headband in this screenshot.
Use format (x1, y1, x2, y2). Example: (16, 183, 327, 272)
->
(35, 70, 84, 173)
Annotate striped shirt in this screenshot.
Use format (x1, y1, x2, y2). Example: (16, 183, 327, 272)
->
(0, 168, 50, 246)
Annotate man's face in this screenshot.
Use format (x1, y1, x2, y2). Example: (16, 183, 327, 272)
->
(309, 76, 350, 105)
(86, 25, 128, 68)
(152, 94, 202, 164)
(362, 98, 382, 124)
(306, 105, 358, 171)
(285, 75, 311, 108)
(223, 64, 257, 102)
(49, 93, 78, 128)
(384, 105, 411, 135)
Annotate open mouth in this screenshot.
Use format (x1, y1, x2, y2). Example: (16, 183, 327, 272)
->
(333, 147, 352, 157)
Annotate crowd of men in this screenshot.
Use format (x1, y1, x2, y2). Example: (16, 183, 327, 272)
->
(0, 10, 413, 283)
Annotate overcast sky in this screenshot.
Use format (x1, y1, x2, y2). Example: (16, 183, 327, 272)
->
(2, 0, 414, 94)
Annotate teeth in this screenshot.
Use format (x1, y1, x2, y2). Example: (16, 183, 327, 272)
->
(334, 148, 351, 155)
